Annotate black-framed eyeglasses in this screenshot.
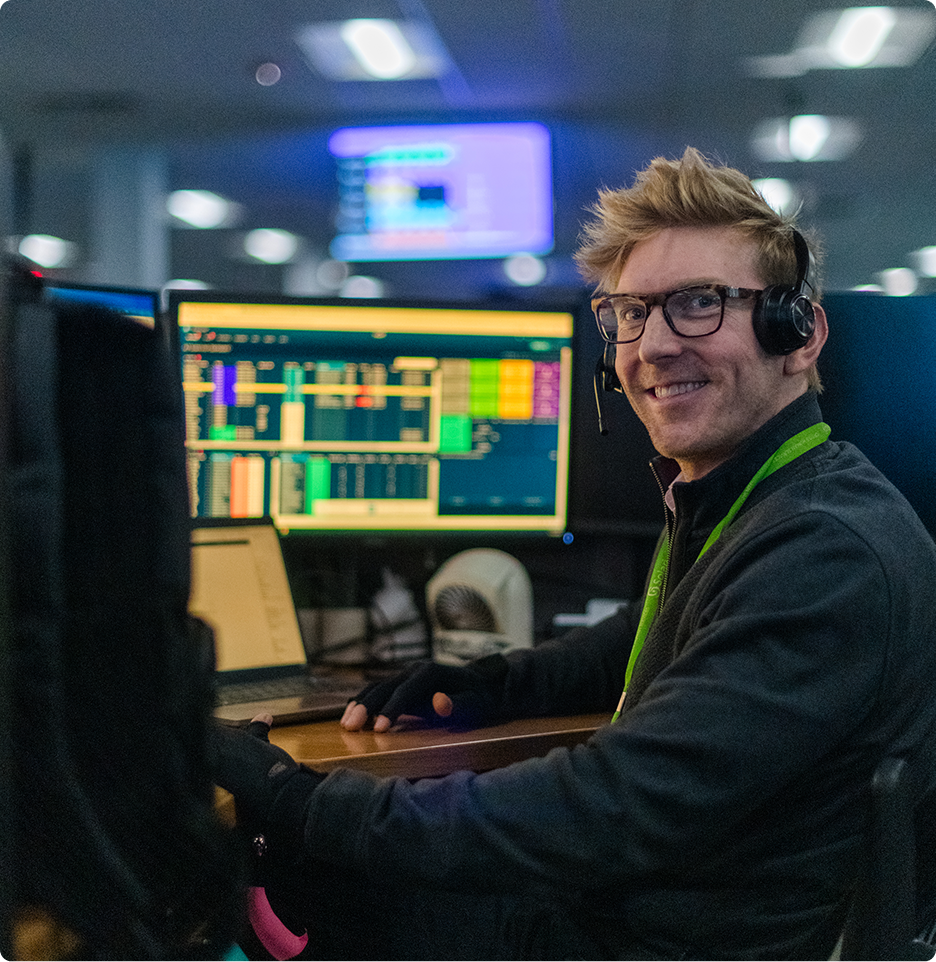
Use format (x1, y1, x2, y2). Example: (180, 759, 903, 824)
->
(591, 285, 763, 344)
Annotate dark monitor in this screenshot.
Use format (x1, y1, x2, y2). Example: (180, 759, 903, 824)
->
(167, 291, 578, 537)
(565, 291, 936, 541)
(818, 291, 935, 536)
(328, 122, 553, 262)
(45, 281, 159, 329)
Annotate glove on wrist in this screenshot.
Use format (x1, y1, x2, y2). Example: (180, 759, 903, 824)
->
(351, 653, 509, 729)
(211, 718, 324, 825)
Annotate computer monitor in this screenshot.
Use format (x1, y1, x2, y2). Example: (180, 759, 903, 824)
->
(45, 281, 159, 328)
(818, 291, 935, 537)
(328, 122, 553, 262)
(167, 291, 577, 536)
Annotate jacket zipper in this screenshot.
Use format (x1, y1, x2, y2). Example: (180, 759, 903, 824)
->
(651, 463, 676, 611)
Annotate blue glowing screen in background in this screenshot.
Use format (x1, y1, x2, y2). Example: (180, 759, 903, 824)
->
(328, 122, 553, 262)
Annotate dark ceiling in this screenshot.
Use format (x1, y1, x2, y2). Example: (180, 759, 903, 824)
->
(0, 0, 934, 296)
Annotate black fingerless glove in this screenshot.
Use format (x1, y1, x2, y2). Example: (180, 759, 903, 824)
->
(351, 653, 510, 729)
(211, 719, 325, 826)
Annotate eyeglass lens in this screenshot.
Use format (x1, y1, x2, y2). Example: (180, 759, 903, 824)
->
(596, 287, 725, 342)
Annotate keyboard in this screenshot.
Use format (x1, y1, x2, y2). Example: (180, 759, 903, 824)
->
(215, 673, 358, 706)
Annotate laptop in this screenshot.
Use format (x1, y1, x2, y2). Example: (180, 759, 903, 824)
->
(190, 522, 363, 726)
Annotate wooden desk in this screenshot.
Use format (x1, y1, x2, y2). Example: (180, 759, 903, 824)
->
(268, 713, 609, 780)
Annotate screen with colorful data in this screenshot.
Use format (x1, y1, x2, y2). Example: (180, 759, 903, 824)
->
(168, 292, 575, 535)
(328, 122, 553, 261)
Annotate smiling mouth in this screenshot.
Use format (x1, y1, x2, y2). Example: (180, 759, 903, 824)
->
(653, 381, 708, 399)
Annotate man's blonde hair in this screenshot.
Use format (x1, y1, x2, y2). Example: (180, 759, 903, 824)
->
(575, 148, 823, 390)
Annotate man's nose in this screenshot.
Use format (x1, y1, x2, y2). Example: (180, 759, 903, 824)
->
(637, 305, 682, 362)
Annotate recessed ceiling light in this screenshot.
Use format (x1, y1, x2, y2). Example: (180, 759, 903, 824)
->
(828, 7, 896, 67)
(317, 259, 350, 291)
(167, 190, 233, 228)
(341, 275, 384, 298)
(504, 254, 547, 287)
(912, 246, 936, 278)
(163, 279, 211, 292)
(244, 228, 300, 264)
(878, 267, 917, 296)
(340, 20, 415, 79)
(751, 115, 861, 162)
(18, 233, 76, 268)
(752, 178, 800, 214)
(745, 6, 935, 76)
(295, 19, 450, 81)
(788, 115, 830, 161)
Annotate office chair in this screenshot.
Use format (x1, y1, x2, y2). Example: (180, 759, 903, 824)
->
(838, 756, 936, 961)
(0, 258, 244, 959)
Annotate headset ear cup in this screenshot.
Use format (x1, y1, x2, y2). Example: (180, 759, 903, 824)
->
(753, 286, 816, 356)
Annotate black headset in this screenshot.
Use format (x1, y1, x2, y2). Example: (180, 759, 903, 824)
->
(593, 229, 817, 432)
(751, 229, 816, 356)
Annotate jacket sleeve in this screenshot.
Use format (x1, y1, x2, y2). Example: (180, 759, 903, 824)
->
(275, 508, 897, 897)
(495, 602, 640, 718)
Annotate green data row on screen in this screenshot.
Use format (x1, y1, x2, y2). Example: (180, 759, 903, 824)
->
(305, 457, 330, 513)
(439, 414, 472, 452)
(469, 360, 499, 419)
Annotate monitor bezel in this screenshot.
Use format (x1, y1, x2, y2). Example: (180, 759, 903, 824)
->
(45, 280, 159, 326)
(167, 288, 585, 540)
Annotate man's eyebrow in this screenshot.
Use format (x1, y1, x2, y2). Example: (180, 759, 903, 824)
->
(607, 278, 730, 295)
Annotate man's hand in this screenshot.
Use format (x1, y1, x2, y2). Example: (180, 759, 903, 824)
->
(341, 655, 509, 732)
(211, 714, 323, 823)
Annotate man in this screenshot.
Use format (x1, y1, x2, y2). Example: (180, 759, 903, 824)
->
(213, 148, 936, 960)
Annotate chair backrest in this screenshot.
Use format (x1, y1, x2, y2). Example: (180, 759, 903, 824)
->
(0, 258, 242, 959)
(841, 756, 936, 961)
(0, 252, 16, 961)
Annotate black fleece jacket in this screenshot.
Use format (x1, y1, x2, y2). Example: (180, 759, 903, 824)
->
(273, 392, 936, 959)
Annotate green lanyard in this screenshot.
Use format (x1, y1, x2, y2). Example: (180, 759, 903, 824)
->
(611, 421, 831, 723)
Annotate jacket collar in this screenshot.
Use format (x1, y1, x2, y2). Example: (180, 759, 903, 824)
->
(650, 392, 825, 535)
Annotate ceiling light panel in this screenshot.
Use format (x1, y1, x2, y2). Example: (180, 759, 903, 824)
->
(752, 178, 801, 214)
(340, 20, 415, 79)
(167, 190, 234, 228)
(827, 7, 896, 67)
(295, 20, 450, 81)
(18, 234, 76, 268)
(243, 228, 300, 264)
(745, 6, 936, 77)
(751, 115, 861, 162)
(878, 267, 918, 296)
(913, 247, 936, 278)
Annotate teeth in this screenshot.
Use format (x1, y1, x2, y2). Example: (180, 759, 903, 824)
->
(655, 381, 706, 399)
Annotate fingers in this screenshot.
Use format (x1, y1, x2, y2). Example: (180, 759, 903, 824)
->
(343, 666, 427, 730)
(340, 662, 468, 731)
(341, 695, 452, 732)
(373, 714, 393, 733)
(247, 713, 273, 740)
(341, 701, 369, 731)
(432, 691, 454, 717)
(341, 700, 394, 732)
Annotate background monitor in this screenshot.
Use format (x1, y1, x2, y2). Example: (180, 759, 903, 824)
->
(328, 122, 553, 262)
(45, 281, 159, 328)
(566, 291, 936, 542)
(169, 291, 577, 537)
(817, 291, 935, 537)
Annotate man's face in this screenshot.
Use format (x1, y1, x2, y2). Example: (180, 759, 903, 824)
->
(613, 226, 806, 481)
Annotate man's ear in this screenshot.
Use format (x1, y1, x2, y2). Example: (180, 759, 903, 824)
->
(784, 304, 828, 376)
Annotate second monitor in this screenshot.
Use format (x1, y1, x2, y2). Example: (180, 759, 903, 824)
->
(168, 292, 577, 537)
